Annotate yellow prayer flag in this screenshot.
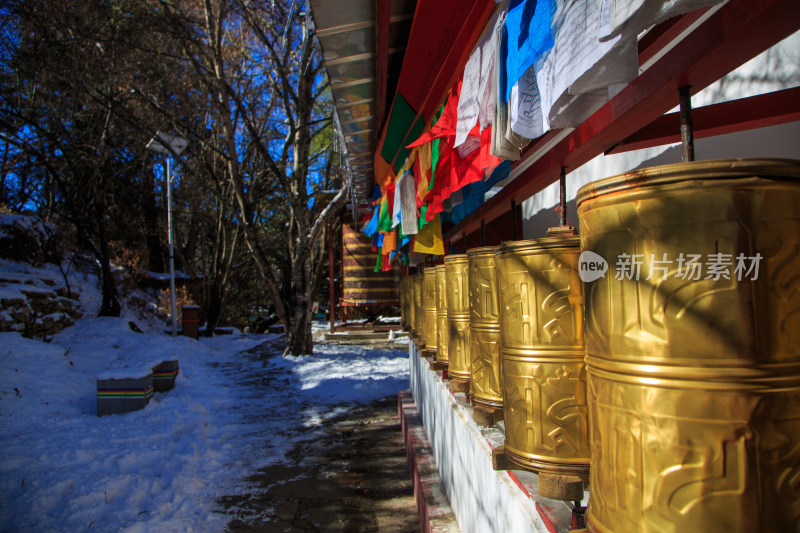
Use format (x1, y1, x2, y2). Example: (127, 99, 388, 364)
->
(412, 213, 444, 255)
(417, 143, 432, 204)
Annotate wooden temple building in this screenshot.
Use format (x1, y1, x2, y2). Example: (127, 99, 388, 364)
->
(310, 0, 800, 531)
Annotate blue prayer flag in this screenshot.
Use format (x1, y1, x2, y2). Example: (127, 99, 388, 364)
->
(502, 0, 554, 103)
(362, 205, 380, 236)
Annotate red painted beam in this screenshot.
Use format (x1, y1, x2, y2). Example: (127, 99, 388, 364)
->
(607, 87, 800, 154)
(446, 0, 800, 244)
(375, 0, 391, 133)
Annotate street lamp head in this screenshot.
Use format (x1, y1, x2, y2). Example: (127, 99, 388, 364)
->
(146, 131, 189, 156)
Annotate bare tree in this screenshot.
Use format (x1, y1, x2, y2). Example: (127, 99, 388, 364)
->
(0, 0, 169, 316)
(153, 0, 347, 354)
(1, 0, 345, 351)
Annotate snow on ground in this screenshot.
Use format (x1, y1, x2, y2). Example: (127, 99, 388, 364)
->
(0, 263, 410, 532)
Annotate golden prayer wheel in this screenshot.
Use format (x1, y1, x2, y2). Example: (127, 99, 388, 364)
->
(400, 277, 408, 329)
(434, 265, 449, 365)
(413, 273, 424, 345)
(405, 275, 412, 332)
(495, 237, 590, 478)
(445, 254, 471, 380)
(406, 276, 415, 334)
(406, 277, 413, 331)
(422, 267, 438, 351)
(467, 246, 503, 409)
(576, 159, 800, 533)
(406, 276, 413, 331)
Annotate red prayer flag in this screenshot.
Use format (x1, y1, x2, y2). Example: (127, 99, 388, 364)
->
(406, 80, 462, 149)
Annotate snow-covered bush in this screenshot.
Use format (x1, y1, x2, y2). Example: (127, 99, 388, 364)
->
(0, 214, 62, 265)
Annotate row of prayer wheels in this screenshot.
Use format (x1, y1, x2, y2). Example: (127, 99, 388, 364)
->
(399, 159, 800, 533)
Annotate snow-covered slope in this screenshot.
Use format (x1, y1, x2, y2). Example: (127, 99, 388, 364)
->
(0, 265, 409, 531)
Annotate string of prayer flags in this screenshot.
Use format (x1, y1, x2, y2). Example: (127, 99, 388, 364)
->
(361, 0, 670, 264)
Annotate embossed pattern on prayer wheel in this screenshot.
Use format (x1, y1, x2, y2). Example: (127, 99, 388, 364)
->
(434, 265, 449, 364)
(413, 274, 424, 343)
(445, 255, 471, 380)
(467, 246, 503, 408)
(495, 237, 589, 476)
(576, 159, 800, 533)
(423, 267, 438, 351)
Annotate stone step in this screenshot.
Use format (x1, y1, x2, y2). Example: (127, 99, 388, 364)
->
(325, 330, 403, 341)
(398, 390, 461, 533)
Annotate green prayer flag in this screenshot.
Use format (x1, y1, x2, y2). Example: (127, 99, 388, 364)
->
(419, 204, 429, 229)
(428, 101, 446, 191)
(377, 194, 392, 232)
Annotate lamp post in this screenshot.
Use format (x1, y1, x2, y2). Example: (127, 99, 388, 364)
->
(146, 132, 189, 337)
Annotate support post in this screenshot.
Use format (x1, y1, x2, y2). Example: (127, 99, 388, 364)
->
(511, 200, 518, 241)
(559, 166, 567, 227)
(328, 217, 335, 333)
(166, 157, 177, 337)
(547, 166, 576, 238)
(679, 85, 695, 162)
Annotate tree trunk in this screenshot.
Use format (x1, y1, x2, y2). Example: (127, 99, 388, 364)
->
(142, 165, 165, 272)
(99, 270, 121, 316)
(96, 219, 121, 317)
(285, 245, 314, 355)
(204, 286, 222, 337)
(285, 301, 313, 354)
(98, 255, 121, 317)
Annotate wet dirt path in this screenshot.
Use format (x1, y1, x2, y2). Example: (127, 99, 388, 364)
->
(217, 338, 419, 532)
